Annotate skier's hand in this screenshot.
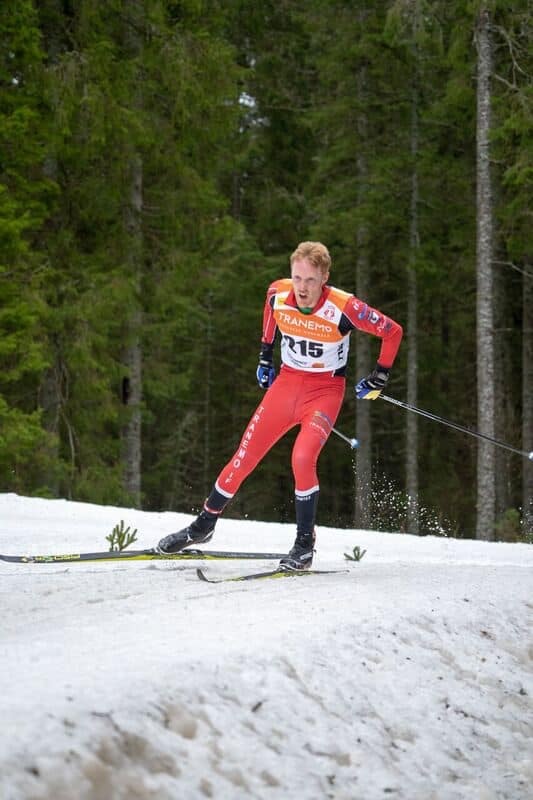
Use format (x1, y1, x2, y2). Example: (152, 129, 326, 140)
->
(355, 365, 389, 400)
(257, 342, 276, 390)
(256, 359, 276, 390)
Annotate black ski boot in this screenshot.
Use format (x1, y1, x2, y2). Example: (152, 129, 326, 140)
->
(157, 510, 217, 554)
(279, 530, 316, 571)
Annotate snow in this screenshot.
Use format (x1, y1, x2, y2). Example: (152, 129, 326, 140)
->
(1, 493, 532, 800)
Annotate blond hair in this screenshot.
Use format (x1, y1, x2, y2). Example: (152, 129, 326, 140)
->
(290, 241, 331, 275)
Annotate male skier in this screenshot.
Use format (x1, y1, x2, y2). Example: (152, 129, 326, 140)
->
(157, 241, 403, 570)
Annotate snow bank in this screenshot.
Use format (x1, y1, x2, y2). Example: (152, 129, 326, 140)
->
(1, 494, 532, 799)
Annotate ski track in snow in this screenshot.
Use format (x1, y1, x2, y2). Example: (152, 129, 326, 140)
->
(1, 493, 532, 800)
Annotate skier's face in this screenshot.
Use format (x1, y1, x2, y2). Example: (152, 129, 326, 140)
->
(291, 258, 329, 310)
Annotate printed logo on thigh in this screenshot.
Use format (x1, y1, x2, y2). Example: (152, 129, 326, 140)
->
(310, 410, 333, 444)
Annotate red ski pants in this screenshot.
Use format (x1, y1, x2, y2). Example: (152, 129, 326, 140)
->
(215, 367, 345, 498)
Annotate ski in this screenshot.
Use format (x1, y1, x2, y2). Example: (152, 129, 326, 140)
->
(196, 567, 347, 583)
(0, 548, 286, 565)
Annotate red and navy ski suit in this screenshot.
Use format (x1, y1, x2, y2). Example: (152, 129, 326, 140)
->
(210, 279, 403, 509)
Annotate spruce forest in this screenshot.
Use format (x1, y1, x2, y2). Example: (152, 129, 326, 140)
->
(1, 0, 531, 541)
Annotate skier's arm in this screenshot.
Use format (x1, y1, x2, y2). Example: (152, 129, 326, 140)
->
(343, 296, 403, 368)
(257, 284, 279, 389)
(342, 296, 403, 399)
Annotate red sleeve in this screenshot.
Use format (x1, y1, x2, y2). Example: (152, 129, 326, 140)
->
(343, 296, 403, 369)
(261, 283, 279, 345)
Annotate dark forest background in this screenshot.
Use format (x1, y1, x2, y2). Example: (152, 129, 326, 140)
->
(1, 0, 531, 540)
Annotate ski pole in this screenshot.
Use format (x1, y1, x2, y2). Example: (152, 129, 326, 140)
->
(380, 394, 533, 461)
(331, 426, 359, 450)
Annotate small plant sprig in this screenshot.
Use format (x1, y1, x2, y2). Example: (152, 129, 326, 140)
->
(344, 545, 367, 562)
(106, 520, 138, 552)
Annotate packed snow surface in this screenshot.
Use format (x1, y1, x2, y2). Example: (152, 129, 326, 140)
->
(1, 493, 532, 800)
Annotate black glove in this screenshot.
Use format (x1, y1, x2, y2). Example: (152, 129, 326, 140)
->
(256, 343, 276, 390)
(355, 364, 389, 400)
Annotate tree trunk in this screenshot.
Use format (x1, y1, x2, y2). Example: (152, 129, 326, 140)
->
(493, 246, 511, 521)
(122, 152, 143, 508)
(40, 0, 69, 494)
(354, 61, 372, 530)
(203, 292, 213, 497)
(406, 63, 420, 535)
(121, 4, 144, 507)
(475, 8, 496, 540)
(523, 265, 533, 536)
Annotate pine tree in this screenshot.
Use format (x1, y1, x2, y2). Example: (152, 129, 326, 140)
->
(385, 0, 445, 534)
(301, 1, 417, 531)
(0, 1, 57, 492)
(35, 0, 245, 506)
